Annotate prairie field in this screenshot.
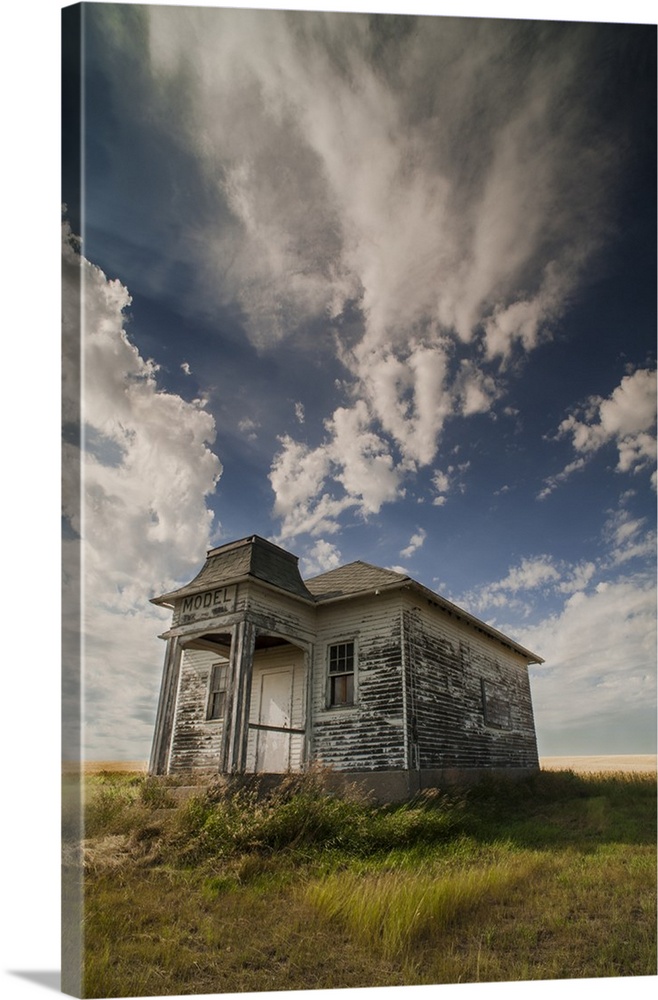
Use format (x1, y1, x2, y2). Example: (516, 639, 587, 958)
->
(80, 753, 658, 774)
(540, 755, 657, 773)
(64, 765, 657, 997)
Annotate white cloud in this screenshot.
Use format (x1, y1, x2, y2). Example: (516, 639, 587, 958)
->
(387, 565, 410, 576)
(549, 368, 657, 487)
(238, 417, 260, 441)
(62, 222, 222, 759)
(497, 557, 562, 593)
(431, 462, 470, 506)
(181, 361, 192, 375)
(603, 507, 657, 567)
(143, 9, 627, 532)
(327, 401, 403, 514)
(483, 261, 572, 362)
(294, 401, 305, 424)
(432, 470, 452, 495)
(455, 360, 501, 416)
(521, 574, 656, 740)
(536, 458, 588, 500)
(462, 555, 585, 619)
(270, 400, 404, 541)
(556, 561, 597, 595)
(269, 435, 338, 538)
(456, 530, 655, 749)
(538, 368, 657, 499)
(466, 557, 561, 615)
(301, 539, 342, 577)
(400, 528, 427, 560)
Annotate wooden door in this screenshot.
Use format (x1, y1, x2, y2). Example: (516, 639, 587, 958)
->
(255, 669, 293, 772)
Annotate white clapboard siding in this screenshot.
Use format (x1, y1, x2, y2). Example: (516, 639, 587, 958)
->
(168, 648, 228, 772)
(401, 593, 538, 770)
(310, 591, 406, 772)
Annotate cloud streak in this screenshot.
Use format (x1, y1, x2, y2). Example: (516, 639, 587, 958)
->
(143, 9, 628, 538)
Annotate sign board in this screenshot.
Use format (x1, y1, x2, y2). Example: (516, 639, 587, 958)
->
(176, 584, 237, 624)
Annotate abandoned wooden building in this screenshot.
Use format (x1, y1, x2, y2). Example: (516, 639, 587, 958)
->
(149, 535, 542, 798)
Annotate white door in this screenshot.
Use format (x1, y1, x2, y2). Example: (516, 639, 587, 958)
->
(256, 669, 293, 772)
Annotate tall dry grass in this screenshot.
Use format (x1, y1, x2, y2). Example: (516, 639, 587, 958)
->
(75, 766, 656, 995)
(306, 854, 546, 959)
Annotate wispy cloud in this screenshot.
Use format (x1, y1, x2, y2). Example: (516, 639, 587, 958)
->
(431, 462, 470, 506)
(270, 401, 404, 540)
(458, 531, 655, 748)
(523, 575, 656, 744)
(301, 539, 342, 577)
(540, 367, 657, 498)
(462, 556, 563, 616)
(400, 528, 427, 560)
(144, 9, 627, 538)
(603, 506, 657, 567)
(238, 417, 260, 441)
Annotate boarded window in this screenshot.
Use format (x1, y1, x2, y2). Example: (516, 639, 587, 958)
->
(207, 663, 229, 720)
(328, 641, 355, 707)
(481, 679, 512, 730)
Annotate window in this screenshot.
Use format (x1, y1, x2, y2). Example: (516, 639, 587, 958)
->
(481, 679, 511, 730)
(328, 641, 355, 707)
(207, 662, 229, 720)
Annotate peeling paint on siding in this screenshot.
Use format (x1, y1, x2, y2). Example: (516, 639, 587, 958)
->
(403, 600, 538, 771)
(168, 648, 225, 773)
(151, 541, 540, 781)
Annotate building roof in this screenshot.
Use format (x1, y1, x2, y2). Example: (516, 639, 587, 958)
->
(305, 561, 410, 601)
(305, 560, 543, 664)
(152, 537, 543, 663)
(151, 535, 314, 606)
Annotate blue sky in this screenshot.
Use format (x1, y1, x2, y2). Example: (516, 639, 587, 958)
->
(61, 1, 656, 762)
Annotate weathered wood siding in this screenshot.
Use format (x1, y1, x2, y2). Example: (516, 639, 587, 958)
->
(168, 648, 227, 772)
(243, 585, 316, 645)
(403, 598, 538, 769)
(245, 645, 306, 772)
(161, 577, 538, 778)
(311, 593, 405, 771)
(170, 580, 316, 637)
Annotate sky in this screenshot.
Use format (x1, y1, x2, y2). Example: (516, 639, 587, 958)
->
(60, 0, 656, 763)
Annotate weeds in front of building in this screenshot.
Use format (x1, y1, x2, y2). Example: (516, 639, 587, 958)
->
(68, 767, 657, 997)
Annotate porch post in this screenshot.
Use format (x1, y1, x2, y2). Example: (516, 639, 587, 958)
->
(303, 646, 313, 769)
(148, 636, 182, 775)
(222, 620, 257, 772)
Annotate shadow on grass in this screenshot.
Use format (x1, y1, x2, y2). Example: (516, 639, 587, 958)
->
(457, 769, 657, 851)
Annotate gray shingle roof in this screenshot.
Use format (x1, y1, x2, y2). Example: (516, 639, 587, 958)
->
(304, 561, 410, 601)
(152, 536, 314, 605)
(151, 538, 542, 663)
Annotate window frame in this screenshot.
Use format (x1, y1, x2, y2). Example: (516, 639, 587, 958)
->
(481, 678, 512, 730)
(206, 661, 229, 721)
(326, 639, 357, 709)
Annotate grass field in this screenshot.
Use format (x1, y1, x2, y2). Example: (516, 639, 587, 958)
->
(65, 766, 657, 997)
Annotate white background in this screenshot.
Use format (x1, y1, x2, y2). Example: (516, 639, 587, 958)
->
(1, 2, 655, 999)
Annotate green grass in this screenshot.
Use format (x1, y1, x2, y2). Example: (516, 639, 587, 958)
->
(70, 768, 657, 996)
(306, 854, 547, 960)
